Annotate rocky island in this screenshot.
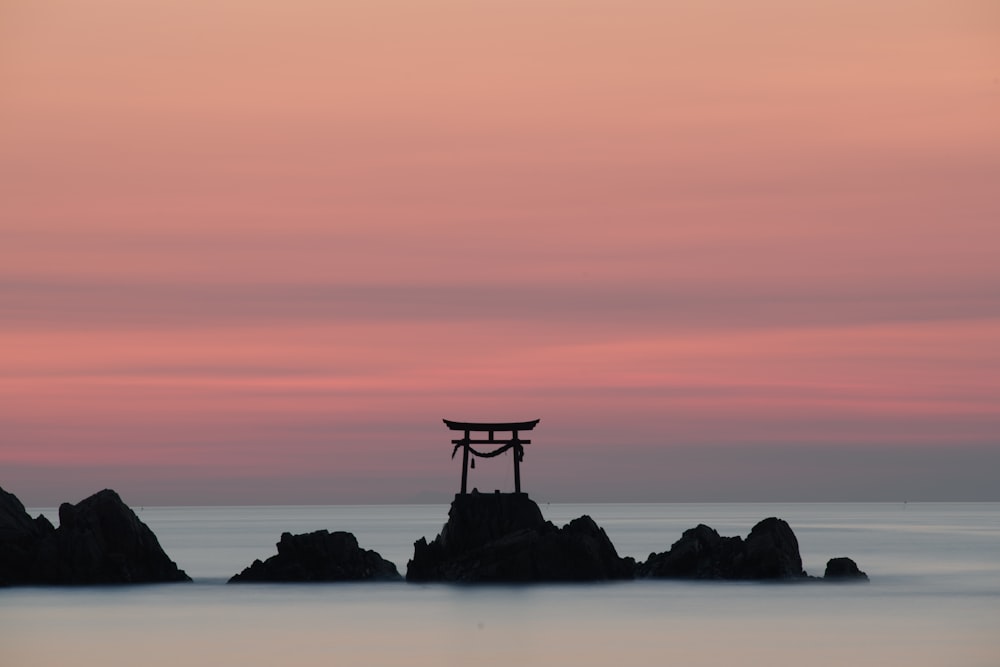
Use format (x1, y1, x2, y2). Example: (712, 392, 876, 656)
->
(407, 491, 634, 582)
(2, 483, 867, 586)
(637, 517, 867, 581)
(230, 529, 401, 582)
(1, 485, 190, 585)
(408, 491, 867, 583)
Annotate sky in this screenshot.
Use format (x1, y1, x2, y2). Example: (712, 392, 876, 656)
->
(2, 0, 998, 506)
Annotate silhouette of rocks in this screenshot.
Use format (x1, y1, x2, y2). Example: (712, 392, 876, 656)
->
(1, 486, 56, 586)
(824, 556, 869, 581)
(406, 492, 634, 582)
(37, 489, 191, 584)
(1, 486, 189, 585)
(229, 530, 401, 582)
(636, 524, 740, 579)
(638, 517, 807, 580)
(741, 517, 806, 579)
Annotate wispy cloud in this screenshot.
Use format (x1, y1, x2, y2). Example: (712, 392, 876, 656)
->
(1, 0, 998, 503)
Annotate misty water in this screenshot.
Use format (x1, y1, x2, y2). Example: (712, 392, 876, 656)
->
(3, 503, 998, 667)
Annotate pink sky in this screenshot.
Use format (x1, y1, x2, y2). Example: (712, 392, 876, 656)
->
(2, 0, 998, 505)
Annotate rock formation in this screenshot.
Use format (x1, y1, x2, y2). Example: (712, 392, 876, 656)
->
(406, 492, 634, 582)
(0, 486, 190, 585)
(823, 556, 869, 581)
(740, 517, 806, 579)
(229, 530, 401, 582)
(638, 517, 808, 580)
(1, 486, 56, 586)
(5, 484, 870, 586)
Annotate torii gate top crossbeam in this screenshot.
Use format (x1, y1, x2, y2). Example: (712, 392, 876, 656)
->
(443, 419, 540, 432)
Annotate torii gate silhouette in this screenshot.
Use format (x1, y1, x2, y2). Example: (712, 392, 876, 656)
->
(443, 419, 540, 495)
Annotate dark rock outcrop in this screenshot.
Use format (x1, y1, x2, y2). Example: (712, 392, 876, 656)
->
(824, 556, 869, 581)
(638, 517, 807, 580)
(738, 517, 805, 579)
(1, 487, 56, 586)
(1, 486, 190, 585)
(406, 492, 634, 582)
(229, 530, 401, 582)
(636, 524, 742, 579)
(35, 489, 191, 584)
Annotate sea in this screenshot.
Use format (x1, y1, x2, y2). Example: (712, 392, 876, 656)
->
(2, 502, 998, 667)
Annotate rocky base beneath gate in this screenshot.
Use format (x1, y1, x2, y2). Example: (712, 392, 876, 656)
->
(406, 492, 634, 582)
(407, 493, 868, 584)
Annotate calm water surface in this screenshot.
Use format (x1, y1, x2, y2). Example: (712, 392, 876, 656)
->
(3, 503, 998, 667)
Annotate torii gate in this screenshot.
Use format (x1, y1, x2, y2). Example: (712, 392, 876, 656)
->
(444, 419, 540, 495)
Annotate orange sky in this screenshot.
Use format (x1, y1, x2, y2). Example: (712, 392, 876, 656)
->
(2, 0, 998, 505)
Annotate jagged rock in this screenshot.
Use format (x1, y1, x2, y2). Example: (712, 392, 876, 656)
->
(229, 530, 401, 582)
(638, 517, 806, 580)
(406, 492, 634, 582)
(1, 486, 56, 586)
(0, 487, 54, 538)
(824, 557, 869, 581)
(29, 489, 191, 584)
(2, 486, 189, 585)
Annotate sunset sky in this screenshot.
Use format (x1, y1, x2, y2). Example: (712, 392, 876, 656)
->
(2, 0, 998, 506)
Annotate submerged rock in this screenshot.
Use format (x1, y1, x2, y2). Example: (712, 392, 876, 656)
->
(406, 492, 634, 582)
(823, 557, 869, 581)
(638, 517, 807, 580)
(1, 486, 190, 585)
(229, 530, 401, 582)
